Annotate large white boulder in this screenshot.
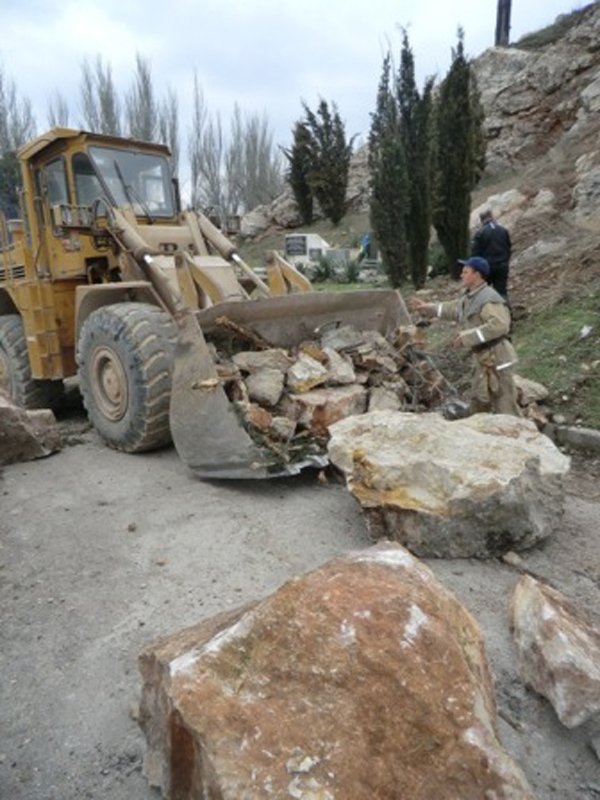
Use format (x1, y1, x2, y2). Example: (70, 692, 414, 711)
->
(328, 411, 571, 558)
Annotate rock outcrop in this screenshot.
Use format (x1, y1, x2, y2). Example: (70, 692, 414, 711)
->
(239, 146, 370, 238)
(139, 542, 535, 799)
(328, 411, 571, 558)
(0, 392, 62, 465)
(474, 5, 600, 180)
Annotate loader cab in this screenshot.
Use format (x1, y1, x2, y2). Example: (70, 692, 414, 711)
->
(23, 130, 178, 237)
(85, 145, 176, 219)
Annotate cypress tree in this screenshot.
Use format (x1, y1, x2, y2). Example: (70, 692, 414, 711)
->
(283, 121, 314, 224)
(368, 54, 409, 287)
(397, 32, 434, 289)
(433, 30, 486, 276)
(302, 99, 354, 225)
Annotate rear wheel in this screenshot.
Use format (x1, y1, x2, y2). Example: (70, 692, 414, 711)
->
(0, 314, 64, 409)
(76, 303, 176, 452)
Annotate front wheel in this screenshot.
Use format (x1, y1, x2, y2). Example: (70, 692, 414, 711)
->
(77, 303, 176, 452)
(0, 314, 64, 409)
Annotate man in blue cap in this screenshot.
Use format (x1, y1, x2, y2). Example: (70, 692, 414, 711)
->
(409, 257, 520, 416)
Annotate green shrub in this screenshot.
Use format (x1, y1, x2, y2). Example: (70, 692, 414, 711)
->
(342, 259, 362, 283)
(311, 255, 337, 283)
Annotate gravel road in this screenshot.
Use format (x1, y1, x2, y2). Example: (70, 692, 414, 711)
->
(1, 411, 599, 799)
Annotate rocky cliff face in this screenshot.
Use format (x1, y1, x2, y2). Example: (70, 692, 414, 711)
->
(470, 2, 600, 308)
(475, 3, 600, 181)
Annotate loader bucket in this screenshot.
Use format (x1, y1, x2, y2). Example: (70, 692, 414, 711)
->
(169, 290, 410, 479)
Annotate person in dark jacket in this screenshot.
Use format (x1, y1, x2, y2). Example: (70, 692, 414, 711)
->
(471, 209, 512, 302)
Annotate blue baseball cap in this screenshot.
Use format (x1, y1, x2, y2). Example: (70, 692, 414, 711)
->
(457, 256, 490, 278)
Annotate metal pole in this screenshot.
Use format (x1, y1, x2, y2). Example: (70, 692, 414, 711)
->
(495, 0, 512, 46)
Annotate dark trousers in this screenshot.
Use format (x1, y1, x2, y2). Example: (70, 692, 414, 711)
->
(489, 262, 510, 301)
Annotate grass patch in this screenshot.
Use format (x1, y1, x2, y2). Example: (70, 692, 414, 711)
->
(514, 4, 595, 50)
(513, 293, 600, 426)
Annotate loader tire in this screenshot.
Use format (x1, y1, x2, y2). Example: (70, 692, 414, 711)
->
(0, 314, 64, 409)
(77, 303, 177, 453)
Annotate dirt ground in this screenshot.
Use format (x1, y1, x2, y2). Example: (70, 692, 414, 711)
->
(1, 406, 599, 800)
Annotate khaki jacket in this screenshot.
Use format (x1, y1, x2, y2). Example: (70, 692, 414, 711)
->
(437, 283, 518, 370)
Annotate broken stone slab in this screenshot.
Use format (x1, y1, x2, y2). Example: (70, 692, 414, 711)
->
(514, 374, 550, 405)
(368, 385, 402, 412)
(232, 348, 294, 373)
(319, 323, 368, 351)
(244, 368, 285, 406)
(510, 575, 600, 733)
(328, 411, 571, 558)
(0, 394, 62, 466)
(352, 344, 398, 374)
(138, 542, 535, 800)
(282, 384, 368, 437)
(235, 401, 272, 433)
(322, 346, 356, 384)
(286, 353, 329, 393)
(268, 415, 296, 442)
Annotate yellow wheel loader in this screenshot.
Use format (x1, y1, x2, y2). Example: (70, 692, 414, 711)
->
(0, 128, 409, 478)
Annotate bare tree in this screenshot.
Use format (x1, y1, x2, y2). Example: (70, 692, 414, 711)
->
(187, 74, 208, 209)
(0, 64, 36, 152)
(125, 54, 157, 142)
(187, 74, 227, 214)
(47, 92, 70, 128)
(200, 115, 227, 215)
(0, 63, 36, 217)
(225, 104, 245, 214)
(158, 87, 179, 175)
(226, 104, 283, 214)
(80, 56, 121, 135)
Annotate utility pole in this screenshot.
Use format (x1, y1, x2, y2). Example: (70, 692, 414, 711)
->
(495, 0, 512, 46)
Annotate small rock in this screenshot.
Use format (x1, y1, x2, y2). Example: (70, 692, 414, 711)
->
(502, 551, 524, 568)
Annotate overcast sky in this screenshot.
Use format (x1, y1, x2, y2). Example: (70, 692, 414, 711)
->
(2, 0, 579, 166)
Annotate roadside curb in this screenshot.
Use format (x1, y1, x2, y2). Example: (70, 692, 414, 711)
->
(543, 423, 600, 454)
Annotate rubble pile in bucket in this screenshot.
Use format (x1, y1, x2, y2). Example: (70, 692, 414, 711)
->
(207, 322, 451, 466)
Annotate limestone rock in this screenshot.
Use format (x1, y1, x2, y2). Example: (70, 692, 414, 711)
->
(0, 394, 62, 465)
(512, 236, 569, 268)
(268, 415, 296, 442)
(282, 384, 368, 437)
(236, 402, 272, 433)
(471, 189, 527, 232)
(510, 575, 600, 730)
(572, 151, 600, 229)
(514, 374, 550, 404)
(232, 348, 294, 373)
(328, 411, 571, 558)
(138, 542, 535, 800)
(322, 347, 356, 385)
(320, 324, 367, 352)
(368, 386, 402, 412)
(245, 368, 285, 406)
(286, 353, 329, 393)
(239, 206, 270, 238)
(473, 4, 600, 177)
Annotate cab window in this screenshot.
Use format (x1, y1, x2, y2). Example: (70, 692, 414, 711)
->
(43, 158, 69, 205)
(72, 152, 105, 207)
